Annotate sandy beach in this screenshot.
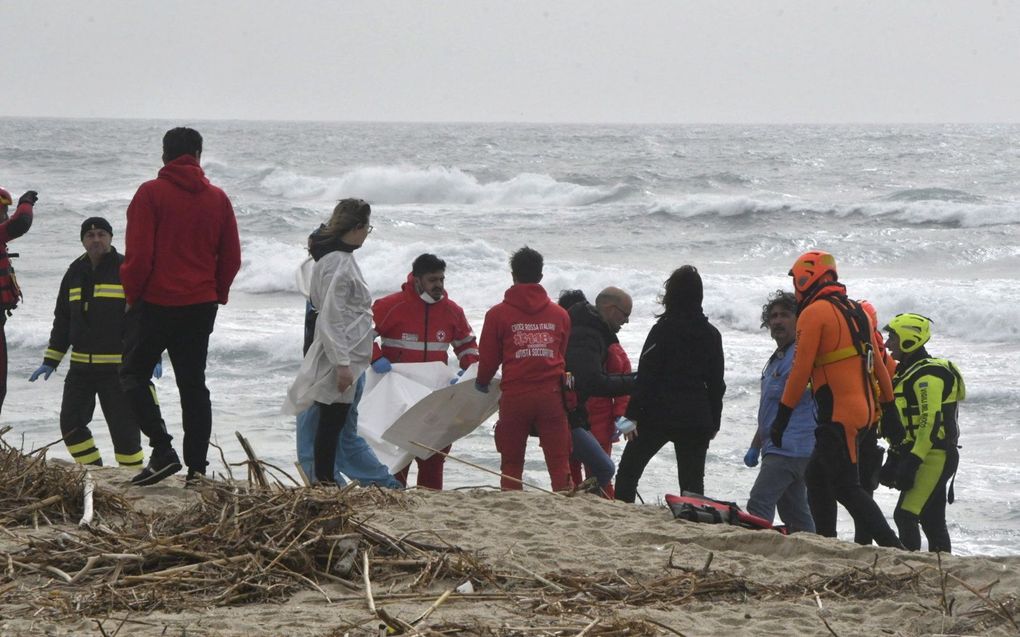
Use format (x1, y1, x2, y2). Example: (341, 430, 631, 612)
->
(2, 450, 1019, 637)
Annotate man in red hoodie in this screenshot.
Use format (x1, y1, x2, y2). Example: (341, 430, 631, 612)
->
(371, 253, 479, 490)
(119, 128, 242, 486)
(476, 246, 572, 491)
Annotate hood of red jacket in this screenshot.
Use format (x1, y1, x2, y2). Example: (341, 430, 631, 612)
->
(158, 155, 210, 194)
(503, 283, 550, 314)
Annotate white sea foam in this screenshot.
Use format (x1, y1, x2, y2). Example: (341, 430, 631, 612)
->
(646, 194, 1020, 228)
(258, 165, 624, 207)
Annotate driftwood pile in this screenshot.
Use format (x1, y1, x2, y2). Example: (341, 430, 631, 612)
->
(0, 425, 132, 528)
(2, 426, 1018, 636)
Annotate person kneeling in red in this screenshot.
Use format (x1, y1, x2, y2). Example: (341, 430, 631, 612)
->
(476, 247, 572, 491)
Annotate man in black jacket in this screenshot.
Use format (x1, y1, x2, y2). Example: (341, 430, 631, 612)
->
(29, 218, 155, 469)
(564, 286, 638, 498)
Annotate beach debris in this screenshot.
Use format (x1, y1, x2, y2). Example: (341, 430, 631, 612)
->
(410, 441, 558, 495)
(0, 429, 132, 527)
(2, 430, 1018, 636)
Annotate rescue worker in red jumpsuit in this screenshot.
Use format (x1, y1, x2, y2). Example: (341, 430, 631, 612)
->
(371, 253, 479, 489)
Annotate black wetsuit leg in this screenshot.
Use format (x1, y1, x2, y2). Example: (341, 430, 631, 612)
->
(854, 426, 883, 544)
(807, 422, 902, 548)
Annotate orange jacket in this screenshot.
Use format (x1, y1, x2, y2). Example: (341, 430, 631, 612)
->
(780, 287, 893, 462)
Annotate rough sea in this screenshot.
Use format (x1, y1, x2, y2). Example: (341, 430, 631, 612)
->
(1, 118, 1017, 555)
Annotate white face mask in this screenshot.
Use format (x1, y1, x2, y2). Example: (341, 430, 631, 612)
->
(420, 290, 441, 305)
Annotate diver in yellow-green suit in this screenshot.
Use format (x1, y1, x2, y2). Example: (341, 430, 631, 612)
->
(880, 313, 964, 553)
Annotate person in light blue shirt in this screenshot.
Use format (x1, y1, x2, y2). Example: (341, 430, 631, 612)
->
(743, 290, 816, 532)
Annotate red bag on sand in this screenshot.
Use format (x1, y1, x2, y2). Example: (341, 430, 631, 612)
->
(665, 492, 788, 535)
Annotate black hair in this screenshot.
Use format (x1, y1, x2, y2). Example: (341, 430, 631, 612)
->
(657, 265, 703, 317)
(557, 289, 588, 310)
(162, 127, 203, 161)
(510, 246, 543, 284)
(412, 253, 446, 277)
(760, 289, 797, 329)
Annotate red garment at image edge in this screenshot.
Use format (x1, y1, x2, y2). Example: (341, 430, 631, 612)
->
(372, 273, 479, 368)
(476, 283, 570, 394)
(121, 156, 241, 307)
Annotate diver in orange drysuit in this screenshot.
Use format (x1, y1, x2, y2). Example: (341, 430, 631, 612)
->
(770, 251, 903, 548)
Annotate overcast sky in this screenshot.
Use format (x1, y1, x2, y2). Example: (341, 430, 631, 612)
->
(2, 1, 1018, 123)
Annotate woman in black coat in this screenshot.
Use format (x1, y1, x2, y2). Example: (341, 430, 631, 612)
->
(615, 265, 726, 502)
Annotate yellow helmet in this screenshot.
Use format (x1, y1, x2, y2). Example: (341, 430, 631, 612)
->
(884, 313, 932, 353)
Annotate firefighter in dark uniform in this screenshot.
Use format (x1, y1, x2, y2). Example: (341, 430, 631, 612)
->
(29, 217, 155, 468)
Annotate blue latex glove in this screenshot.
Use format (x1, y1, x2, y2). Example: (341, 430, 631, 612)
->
(449, 369, 466, 385)
(371, 357, 392, 374)
(743, 447, 760, 468)
(474, 380, 489, 393)
(614, 416, 636, 436)
(29, 364, 55, 382)
(152, 361, 163, 379)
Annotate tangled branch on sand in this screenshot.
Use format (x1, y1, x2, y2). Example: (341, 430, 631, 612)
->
(0, 427, 133, 527)
(2, 434, 1018, 636)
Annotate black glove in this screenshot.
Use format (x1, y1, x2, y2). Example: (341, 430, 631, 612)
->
(769, 403, 793, 448)
(18, 190, 38, 206)
(896, 452, 923, 491)
(880, 402, 905, 445)
(878, 450, 900, 488)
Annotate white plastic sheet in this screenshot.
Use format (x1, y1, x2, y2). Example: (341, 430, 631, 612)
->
(357, 362, 501, 472)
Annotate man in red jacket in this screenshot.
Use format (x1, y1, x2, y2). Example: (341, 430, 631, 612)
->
(119, 128, 242, 486)
(371, 253, 479, 489)
(0, 186, 37, 415)
(476, 246, 573, 491)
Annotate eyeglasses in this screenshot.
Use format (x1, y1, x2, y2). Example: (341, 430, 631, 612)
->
(610, 304, 631, 318)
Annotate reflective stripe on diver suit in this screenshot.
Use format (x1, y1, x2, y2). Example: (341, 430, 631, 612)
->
(69, 352, 123, 364)
(379, 337, 451, 353)
(66, 437, 102, 465)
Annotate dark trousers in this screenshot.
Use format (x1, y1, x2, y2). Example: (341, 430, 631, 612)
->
(314, 401, 353, 484)
(61, 367, 144, 466)
(615, 426, 712, 503)
(120, 302, 217, 473)
(806, 422, 901, 548)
